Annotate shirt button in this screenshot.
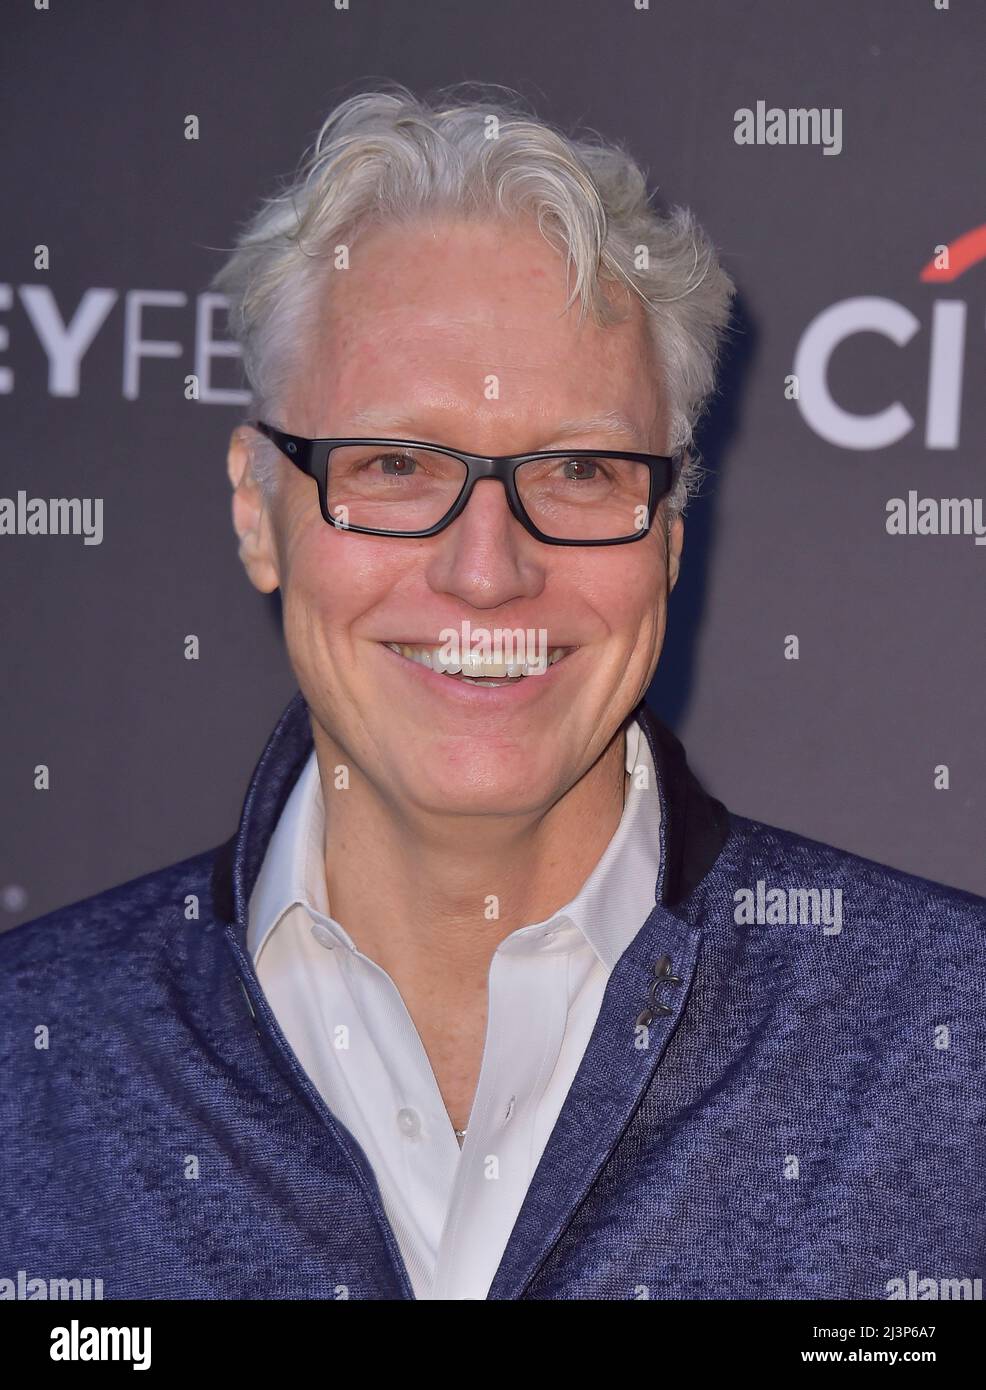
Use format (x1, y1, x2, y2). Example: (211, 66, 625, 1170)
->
(396, 1107, 422, 1140)
(311, 923, 336, 950)
(504, 1096, 516, 1123)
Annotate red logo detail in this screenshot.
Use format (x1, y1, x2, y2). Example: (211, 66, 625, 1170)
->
(919, 224, 986, 283)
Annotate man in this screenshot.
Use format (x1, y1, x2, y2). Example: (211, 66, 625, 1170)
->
(2, 84, 984, 1302)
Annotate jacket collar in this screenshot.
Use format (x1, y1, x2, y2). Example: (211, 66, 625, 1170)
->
(212, 688, 731, 1299)
(211, 689, 730, 931)
(246, 714, 661, 974)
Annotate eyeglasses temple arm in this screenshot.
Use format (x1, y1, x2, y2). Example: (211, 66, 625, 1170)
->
(248, 420, 315, 475)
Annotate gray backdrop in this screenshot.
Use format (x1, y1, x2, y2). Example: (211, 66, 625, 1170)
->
(2, 0, 984, 931)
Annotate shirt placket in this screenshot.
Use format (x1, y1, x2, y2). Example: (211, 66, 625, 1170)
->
(431, 929, 578, 1300)
(325, 931, 462, 1288)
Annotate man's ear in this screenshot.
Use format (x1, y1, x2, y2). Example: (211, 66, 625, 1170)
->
(226, 427, 280, 594)
(667, 512, 684, 593)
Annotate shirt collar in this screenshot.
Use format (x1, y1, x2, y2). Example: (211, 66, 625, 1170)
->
(247, 718, 661, 974)
(247, 749, 327, 963)
(213, 691, 730, 938)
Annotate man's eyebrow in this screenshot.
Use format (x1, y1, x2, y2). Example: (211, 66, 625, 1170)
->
(344, 407, 646, 443)
(542, 411, 645, 442)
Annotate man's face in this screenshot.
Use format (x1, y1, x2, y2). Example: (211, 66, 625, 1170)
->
(228, 214, 683, 816)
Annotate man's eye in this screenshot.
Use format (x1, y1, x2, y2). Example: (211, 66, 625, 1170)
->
(365, 453, 418, 475)
(562, 458, 599, 481)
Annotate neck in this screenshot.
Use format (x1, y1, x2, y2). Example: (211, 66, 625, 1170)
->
(313, 727, 629, 985)
(310, 723, 630, 1134)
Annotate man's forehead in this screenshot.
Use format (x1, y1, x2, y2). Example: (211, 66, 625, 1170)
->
(344, 405, 651, 440)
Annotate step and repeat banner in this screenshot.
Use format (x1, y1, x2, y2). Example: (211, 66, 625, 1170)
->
(1, 0, 983, 926)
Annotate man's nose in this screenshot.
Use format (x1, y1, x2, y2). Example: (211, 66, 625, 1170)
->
(450, 474, 524, 538)
(424, 477, 545, 605)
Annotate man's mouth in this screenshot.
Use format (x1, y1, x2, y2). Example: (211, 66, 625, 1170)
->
(380, 642, 575, 686)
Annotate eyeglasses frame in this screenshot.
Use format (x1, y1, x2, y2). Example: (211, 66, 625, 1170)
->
(248, 419, 681, 547)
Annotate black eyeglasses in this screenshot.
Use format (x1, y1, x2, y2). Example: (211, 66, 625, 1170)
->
(248, 420, 680, 546)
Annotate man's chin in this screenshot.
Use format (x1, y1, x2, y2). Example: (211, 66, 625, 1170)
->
(396, 765, 556, 819)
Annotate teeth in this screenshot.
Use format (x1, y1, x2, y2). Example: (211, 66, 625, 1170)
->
(384, 642, 570, 678)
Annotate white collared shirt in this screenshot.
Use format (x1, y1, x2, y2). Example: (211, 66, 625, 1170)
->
(247, 719, 661, 1300)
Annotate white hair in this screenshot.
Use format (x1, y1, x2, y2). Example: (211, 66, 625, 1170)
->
(210, 80, 736, 517)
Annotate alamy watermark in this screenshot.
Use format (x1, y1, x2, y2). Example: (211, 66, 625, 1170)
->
(0, 1268, 104, 1299)
(434, 622, 550, 674)
(0, 490, 103, 545)
(886, 1269, 983, 1300)
(734, 879, 843, 935)
(50, 1320, 150, 1370)
(886, 491, 986, 546)
(734, 101, 843, 156)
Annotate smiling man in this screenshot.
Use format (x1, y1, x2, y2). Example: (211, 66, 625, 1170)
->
(2, 84, 985, 1303)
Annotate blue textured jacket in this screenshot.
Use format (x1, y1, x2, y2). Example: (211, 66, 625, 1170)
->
(2, 691, 985, 1300)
